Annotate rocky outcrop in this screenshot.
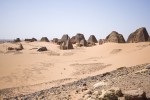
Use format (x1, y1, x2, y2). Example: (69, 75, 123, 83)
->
(37, 47, 47, 52)
(40, 37, 49, 42)
(25, 38, 37, 42)
(83, 88, 147, 100)
(1, 64, 149, 100)
(83, 87, 122, 100)
(14, 38, 21, 42)
(127, 27, 149, 43)
(87, 35, 98, 45)
(106, 31, 125, 43)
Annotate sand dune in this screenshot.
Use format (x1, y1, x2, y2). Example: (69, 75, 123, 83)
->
(0, 41, 150, 93)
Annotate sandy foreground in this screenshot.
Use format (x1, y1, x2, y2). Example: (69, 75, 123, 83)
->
(0, 41, 150, 95)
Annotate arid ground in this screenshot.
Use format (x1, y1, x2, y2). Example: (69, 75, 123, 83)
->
(0, 41, 150, 99)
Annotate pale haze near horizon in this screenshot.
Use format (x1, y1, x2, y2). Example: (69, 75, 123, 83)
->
(0, 0, 150, 40)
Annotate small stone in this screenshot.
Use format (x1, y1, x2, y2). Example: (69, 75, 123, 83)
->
(83, 83, 87, 86)
(109, 87, 123, 97)
(82, 86, 88, 92)
(85, 90, 93, 95)
(124, 89, 147, 100)
(93, 91, 100, 96)
(76, 90, 79, 94)
(93, 81, 108, 89)
(84, 94, 91, 100)
(87, 97, 96, 100)
(37, 47, 47, 52)
(98, 89, 118, 100)
(145, 64, 150, 69)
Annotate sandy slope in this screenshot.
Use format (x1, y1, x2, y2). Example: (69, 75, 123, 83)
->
(0, 41, 150, 91)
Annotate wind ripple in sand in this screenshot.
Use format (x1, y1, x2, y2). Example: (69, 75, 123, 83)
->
(62, 52, 74, 56)
(110, 49, 122, 54)
(71, 63, 111, 75)
(46, 51, 60, 56)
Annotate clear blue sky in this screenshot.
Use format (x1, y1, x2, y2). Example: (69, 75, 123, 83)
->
(0, 0, 150, 40)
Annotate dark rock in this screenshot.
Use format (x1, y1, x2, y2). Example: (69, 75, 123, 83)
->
(145, 64, 150, 69)
(37, 47, 48, 52)
(75, 33, 85, 44)
(25, 38, 37, 42)
(70, 36, 76, 44)
(60, 38, 73, 50)
(83, 83, 87, 86)
(40, 37, 49, 42)
(81, 86, 88, 92)
(99, 39, 106, 45)
(80, 39, 87, 47)
(14, 38, 21, 42)
(52, 38, 59, 43)
(15, 43, 24, 51)
(60, 42, 66, 50)
(19, 43, 24, 50)
(66, 38, 74, 49)
(106, 31, 125, 43)
(127, 27, 149, 43)
(57, 39, 62, 45)
(124, 89, 147, 100)
(60, 34, 70, 43)
(7, 44, 23, 51)
(32, 38, 37, 41)
(8, 47, 15, 50)
(148, 37, 150, 41)
(87, 35, 98, 45)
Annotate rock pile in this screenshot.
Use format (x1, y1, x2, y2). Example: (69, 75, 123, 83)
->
(1, 64, 150, 99)
(82, 88, 147, 100)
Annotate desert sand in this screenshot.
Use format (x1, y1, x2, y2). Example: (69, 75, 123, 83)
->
(0, 41, 150, 99)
